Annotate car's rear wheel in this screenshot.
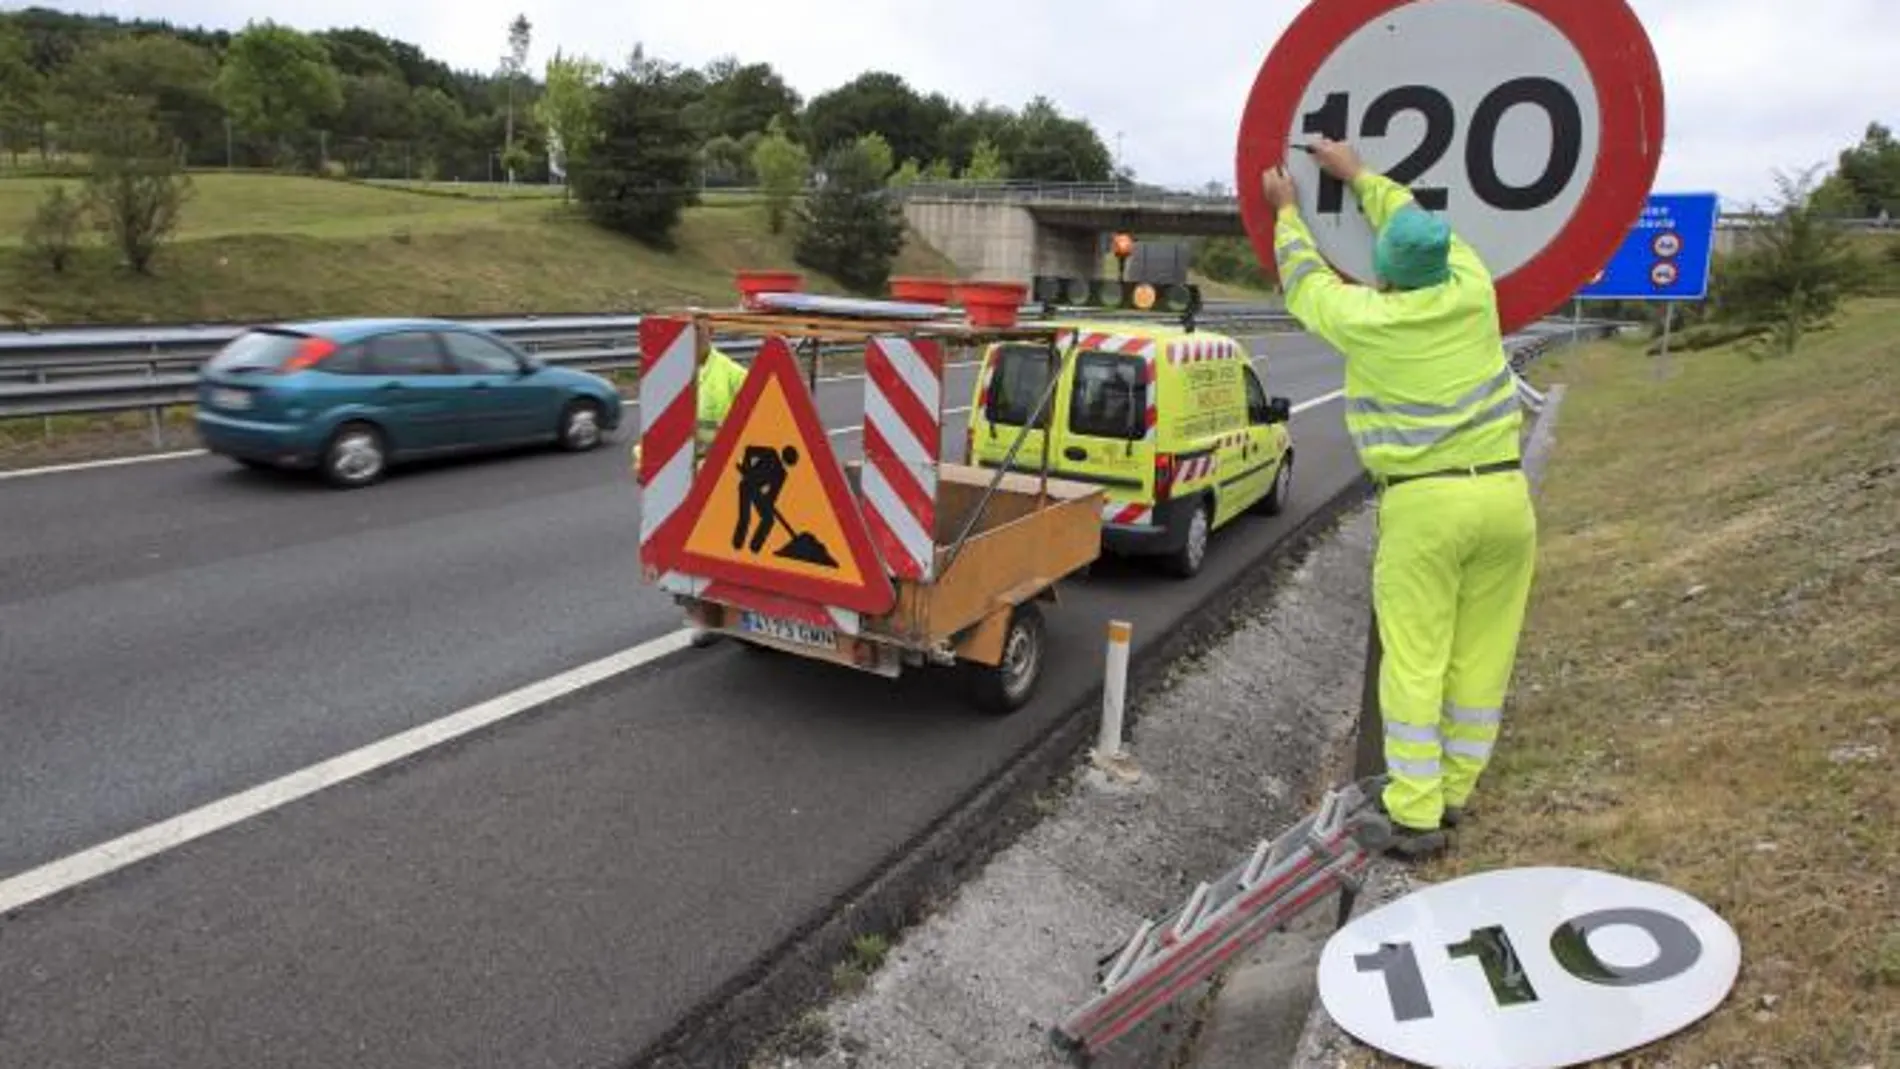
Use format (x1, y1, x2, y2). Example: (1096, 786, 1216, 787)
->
(558, 400, 603, 452)
(323, 422, 386, 489)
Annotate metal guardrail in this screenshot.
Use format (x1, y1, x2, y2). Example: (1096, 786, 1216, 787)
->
(0, 307, 1305, 422)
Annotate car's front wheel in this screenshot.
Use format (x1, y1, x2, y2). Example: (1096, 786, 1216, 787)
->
(559, 399, 604, 452)
(322, 422, 387, 489)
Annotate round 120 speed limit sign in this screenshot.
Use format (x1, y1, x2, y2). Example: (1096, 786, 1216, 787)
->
(1316, 866, 1742, 1069)
(1236, 0, 1665, 333)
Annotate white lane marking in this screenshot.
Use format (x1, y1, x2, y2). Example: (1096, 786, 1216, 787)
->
(0, 628, 696, 918)
(0, 449, 210, 481)
(1292, 390, 1344, 414)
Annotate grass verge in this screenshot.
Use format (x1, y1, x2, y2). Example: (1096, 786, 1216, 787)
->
(0, 172, 955, 326)
(1354, 298, 1900, 1066)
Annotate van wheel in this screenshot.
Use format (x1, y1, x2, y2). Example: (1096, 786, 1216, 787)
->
(1163, 498, 1212, 579)
(1258, 451, 1294, 516)
(322, 422, 386, 489)
(965, 603, 1046, 715)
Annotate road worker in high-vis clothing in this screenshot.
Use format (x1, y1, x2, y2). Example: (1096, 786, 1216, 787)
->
(1260, 138, 1537, 861)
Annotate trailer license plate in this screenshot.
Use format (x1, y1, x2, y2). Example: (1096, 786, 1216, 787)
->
(738, 611, 838, 651)
(211, 388, 251, 410)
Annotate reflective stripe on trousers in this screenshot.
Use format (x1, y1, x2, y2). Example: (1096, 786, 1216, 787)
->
(1374, 470, 1537, 830)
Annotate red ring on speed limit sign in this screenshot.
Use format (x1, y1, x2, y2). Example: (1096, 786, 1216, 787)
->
(1236, 0, 1665, 334)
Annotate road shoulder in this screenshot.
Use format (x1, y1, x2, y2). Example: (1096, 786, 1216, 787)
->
(747, 504, 1377, 1069)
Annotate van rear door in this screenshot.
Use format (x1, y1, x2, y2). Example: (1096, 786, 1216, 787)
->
(1060, 349, 1151, 503)
(971, 342, 1059, 472)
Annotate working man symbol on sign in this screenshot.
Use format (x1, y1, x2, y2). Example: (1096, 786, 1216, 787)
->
(731, 443, 838, 568)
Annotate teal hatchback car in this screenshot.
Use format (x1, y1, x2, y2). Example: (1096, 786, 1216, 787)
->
(195, 318, 624, 488)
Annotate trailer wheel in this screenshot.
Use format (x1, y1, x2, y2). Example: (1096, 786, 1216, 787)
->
(967, 602, 1046, 715)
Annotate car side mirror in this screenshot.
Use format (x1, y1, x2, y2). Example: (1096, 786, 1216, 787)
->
(518, 359, 541, 375)
(1267, 396, 1292, 424)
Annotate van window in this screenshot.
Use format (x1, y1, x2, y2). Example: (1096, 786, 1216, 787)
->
(984, 344, 1055, 428)
(1069, 352, 1147, 440)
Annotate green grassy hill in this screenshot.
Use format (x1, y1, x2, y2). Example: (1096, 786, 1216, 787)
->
(0, 173, 959, 326)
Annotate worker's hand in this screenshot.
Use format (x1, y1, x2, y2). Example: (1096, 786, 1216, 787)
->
(1260, 165, 1297, 213)
(1308, 137, 1364, 183)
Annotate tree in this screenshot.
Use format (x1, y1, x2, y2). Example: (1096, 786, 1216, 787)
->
(0, 22, 43, 165)
(23, 184, 85, 271)
(499, 14, 532, 182)
(856, 132, 894, 181)
(962, 137, 1007, 181)
(801, 72, 955, 165)
(570, 47, 702, 246)
(1718, 166, 1865, 358)
(214, 21, 342, 167)
(752, 115, 810, 234)
(1813, 122, 1900, 218)
(536, 49, 604, 193)
(81, 96, 192, 274)
(794, 140, 906, 293)
(700, 134, 753, 187)
(1006, 97, 1113, 182)
(410, 86, 464, 179)
(696, 57, 801, 141)
(55, 35, 221, 163)
(888, 158, 924, 188)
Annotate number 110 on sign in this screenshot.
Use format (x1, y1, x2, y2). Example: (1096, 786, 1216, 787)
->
(1355, 906, 1704, 1023)
(1300, 78, 1584, 216)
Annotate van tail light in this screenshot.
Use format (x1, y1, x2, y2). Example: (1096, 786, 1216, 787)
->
(279, 336, 337, 373)
(1154, 453, 1174, 502)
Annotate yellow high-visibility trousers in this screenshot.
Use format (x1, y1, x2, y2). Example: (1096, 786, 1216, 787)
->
(1373, 470, 1537, 830)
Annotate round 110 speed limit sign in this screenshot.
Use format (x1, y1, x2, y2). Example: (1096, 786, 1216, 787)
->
(1316, 867, 1742, 1069)
(1236, 0, 1665, 334)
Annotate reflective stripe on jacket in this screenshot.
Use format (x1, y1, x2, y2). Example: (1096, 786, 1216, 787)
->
(1273, 173, 1522, 479)
(696, 347, 748, 444)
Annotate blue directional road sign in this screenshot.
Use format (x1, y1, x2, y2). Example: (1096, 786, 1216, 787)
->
(1576, 192, 1720, 301)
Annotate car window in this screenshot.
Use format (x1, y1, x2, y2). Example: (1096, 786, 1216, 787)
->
(318, 343, 369, 375)
(1243, 365, 1271, 423)
(439, 331, 523, 374)
(1068, 351, 1146, 440)
(204, 329, 315, 372)
(363, 331, 447, 376)
(984, 344, 1055, 428)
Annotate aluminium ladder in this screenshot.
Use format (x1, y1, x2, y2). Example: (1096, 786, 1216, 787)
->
(1051, 776, 1394, 1060)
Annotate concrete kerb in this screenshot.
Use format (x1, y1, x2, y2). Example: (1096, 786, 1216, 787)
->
(631, 474, 1377, 1069)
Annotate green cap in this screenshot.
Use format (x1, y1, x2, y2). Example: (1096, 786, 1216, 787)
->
(1374, 206, 1452, 290)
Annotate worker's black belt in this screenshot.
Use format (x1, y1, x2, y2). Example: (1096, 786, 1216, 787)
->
(1376, 458, 1521, 489)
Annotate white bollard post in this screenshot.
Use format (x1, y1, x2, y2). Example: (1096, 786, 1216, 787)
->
(1097, 619, 1133, 759)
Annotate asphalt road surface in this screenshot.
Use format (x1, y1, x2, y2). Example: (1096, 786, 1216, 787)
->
(0, 330, 1354, 1069)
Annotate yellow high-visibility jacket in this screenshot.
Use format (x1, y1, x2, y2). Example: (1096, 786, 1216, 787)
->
(1272, 173, 1522, 480)
(696, 347, 749, 445)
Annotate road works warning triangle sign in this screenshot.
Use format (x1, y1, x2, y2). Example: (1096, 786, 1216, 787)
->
(652, 337, 896, 616)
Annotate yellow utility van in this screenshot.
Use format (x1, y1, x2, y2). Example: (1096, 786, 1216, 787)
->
(966, 321, 1294, 579)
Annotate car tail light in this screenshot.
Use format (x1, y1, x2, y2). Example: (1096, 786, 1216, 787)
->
(1154, 453, 1174, 502)
(279, 337, 337, 373)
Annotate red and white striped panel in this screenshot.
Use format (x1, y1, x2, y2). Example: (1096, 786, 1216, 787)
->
(1175, 451, 1219, 486)
(1104, 502, 1155, 527)
(637, 316, 698, 578)
(862, 336, 944, 581)
(1168, 338, 1239, 365)
(1065, 331, 1156, 358)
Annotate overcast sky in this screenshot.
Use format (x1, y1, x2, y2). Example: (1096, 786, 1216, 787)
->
(20, 0, 1891, 208)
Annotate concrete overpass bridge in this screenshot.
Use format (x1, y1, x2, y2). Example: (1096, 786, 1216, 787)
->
(894, 180, 1891, 282)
